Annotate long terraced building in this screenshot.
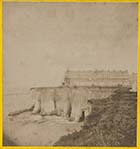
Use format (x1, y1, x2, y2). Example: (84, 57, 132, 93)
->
(64, 70, 137, 91)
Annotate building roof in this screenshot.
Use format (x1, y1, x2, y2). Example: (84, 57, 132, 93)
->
(65, 70, 129, 79)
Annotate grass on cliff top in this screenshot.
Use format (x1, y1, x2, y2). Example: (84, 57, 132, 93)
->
(54, 87, 137, 147)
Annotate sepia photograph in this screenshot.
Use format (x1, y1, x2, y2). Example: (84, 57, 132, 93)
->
(2, 2, 138, 146)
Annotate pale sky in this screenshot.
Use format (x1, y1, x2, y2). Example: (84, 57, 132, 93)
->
(3, 2, 138, 88)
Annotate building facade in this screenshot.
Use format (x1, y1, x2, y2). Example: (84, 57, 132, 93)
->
(64, 70, 136, 90)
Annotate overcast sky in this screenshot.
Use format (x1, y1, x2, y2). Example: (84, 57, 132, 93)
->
(3, 2, 138, 88)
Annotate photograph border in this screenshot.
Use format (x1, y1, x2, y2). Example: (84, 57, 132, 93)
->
(0, 0, 140, 148)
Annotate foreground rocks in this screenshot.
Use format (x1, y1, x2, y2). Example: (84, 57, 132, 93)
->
(4, 113, 83, 146)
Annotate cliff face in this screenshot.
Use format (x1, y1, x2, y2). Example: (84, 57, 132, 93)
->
(31, 86, 117, 121)
(54, 88, 137, 146)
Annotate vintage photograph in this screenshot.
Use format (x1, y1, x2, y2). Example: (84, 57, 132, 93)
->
(3, 2, 137, 146)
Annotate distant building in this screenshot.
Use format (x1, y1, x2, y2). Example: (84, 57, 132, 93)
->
(129, 72, 137, 91)
(64, 70, 137, 90)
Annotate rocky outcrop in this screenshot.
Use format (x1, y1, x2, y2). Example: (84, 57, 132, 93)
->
(31, 86, 117, 122)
